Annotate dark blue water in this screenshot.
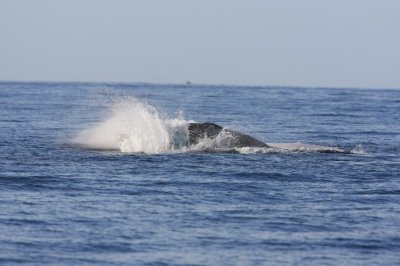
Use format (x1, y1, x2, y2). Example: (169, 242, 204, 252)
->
(1, 81, 399, 265)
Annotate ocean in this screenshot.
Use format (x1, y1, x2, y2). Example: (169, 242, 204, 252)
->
(0, 81, 399, 265)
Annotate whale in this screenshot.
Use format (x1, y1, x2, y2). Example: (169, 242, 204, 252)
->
(188, 122, 269, 148)
(187, 122, 344, 153)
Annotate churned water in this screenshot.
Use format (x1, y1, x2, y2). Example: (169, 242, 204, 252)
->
(0, 81, 399, 265)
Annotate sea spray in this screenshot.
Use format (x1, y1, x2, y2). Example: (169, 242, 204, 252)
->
(117, 99, 171, 153)
(74, 97, 190, 153)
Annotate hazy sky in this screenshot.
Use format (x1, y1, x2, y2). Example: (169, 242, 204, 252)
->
(1, 0, 399, 88)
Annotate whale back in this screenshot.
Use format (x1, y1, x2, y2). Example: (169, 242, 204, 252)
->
(188, 122, 269, 148)
(188, 123, 223, 145)
(224, 130, 269, 148)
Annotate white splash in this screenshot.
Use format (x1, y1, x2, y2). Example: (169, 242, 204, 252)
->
(266, 142, 345, 153)
(73, 97, 189, 154)
(350, 144, 367, 154)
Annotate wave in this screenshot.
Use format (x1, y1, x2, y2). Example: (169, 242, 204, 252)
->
(72, 96, 359, 155)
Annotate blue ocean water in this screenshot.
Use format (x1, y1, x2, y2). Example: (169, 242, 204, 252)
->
(0, 81, 399, 265)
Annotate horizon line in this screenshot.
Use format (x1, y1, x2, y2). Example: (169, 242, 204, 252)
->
(0, 79, 399, 91)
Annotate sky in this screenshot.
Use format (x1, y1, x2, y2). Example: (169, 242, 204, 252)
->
(0, 0, 399, 88)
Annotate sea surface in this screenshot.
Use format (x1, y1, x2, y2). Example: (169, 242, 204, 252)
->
(0, 81, 399, 265)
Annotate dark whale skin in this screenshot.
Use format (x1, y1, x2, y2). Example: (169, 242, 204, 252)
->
(188, 122, 269, 148)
